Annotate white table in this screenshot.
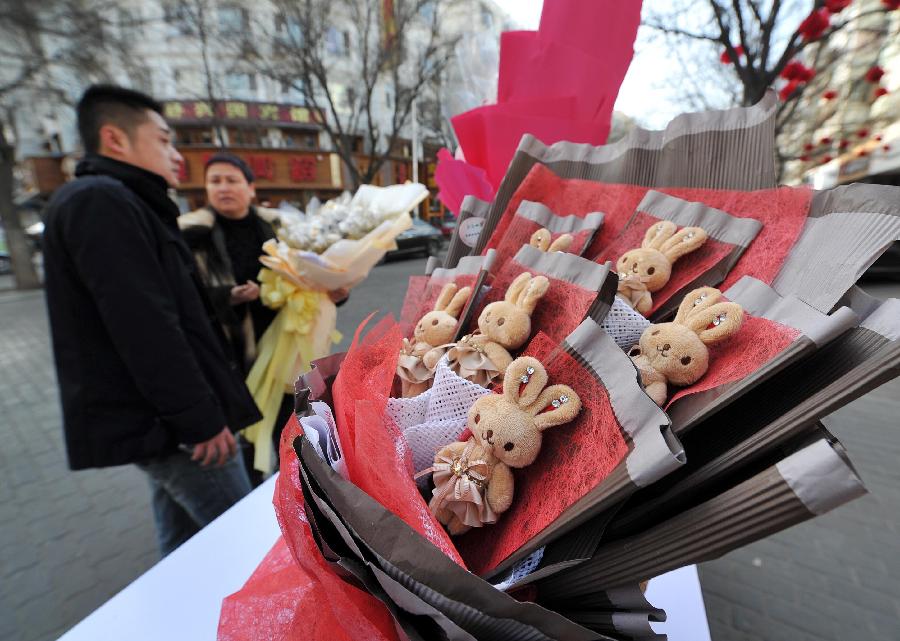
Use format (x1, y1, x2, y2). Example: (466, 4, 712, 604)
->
(59, 474, 711, 641)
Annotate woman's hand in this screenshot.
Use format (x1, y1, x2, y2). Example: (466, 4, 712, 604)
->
(230, 280, 260, 305)
(328, 287, 350, 304)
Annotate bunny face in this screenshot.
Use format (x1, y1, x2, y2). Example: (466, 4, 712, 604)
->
(467, 357, 581, 468)
(478, 301, 530, 349)
(414, 283, 472, 346)
(616, 249, 672, 292)
(477, 273, 549, 349)
(635, 286, 744, 388)
(415, 310, 458, 346)
(617, 221, 708, 294)
(637, 323, 709, 386)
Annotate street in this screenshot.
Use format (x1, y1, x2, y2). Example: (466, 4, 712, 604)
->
(0, 265, 898, 641)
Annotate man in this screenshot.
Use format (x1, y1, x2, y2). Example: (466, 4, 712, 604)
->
(43, 85, 262, 556)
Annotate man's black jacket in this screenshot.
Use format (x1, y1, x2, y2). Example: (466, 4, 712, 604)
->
(43, 155, 262, 470)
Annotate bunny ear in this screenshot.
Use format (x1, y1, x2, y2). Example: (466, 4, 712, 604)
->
(517, 275, 550, 315)
(685, 301, 745, 344)
(673, 286, 723, 324)
(530, 228, 551, 251)
(504, 272, 532, 304)
(444, 286, 472, 318)
(503, 357, 549, 408)
(659, 227, 708, 263)
(548, 234, 574, 253)
(531, 385, 581, 430)
(642, 220, 677, 250)
(434, 283, 458, 312)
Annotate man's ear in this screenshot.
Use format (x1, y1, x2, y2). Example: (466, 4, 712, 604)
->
(98, 123, 131, 157)
(249, 183, 257, 199)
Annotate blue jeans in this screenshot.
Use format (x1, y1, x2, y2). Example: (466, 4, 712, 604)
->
(137, 447, 252, 557)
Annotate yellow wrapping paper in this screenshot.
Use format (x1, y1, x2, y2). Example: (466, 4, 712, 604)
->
(243, 212, 414, 473)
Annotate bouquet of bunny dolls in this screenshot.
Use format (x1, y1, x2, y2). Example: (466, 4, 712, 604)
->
(219, 78, 900, 641)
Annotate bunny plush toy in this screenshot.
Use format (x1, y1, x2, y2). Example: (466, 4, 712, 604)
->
(530, 227, 574, 253)
(616, 220, 708, 315)
(629, 286, 744, 406)
(426, 272, 549, 387)
(427, 357, 581, 535)
(397, 283, 472, 397)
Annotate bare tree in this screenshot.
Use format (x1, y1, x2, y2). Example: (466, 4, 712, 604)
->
(166, 0, 252, 146)
(642, 0, 895, 179)
(245, 0, 462, 189)
(0, 0, 140, 289)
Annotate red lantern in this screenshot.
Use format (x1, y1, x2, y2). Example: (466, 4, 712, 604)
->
(865, 66, 885, 83)
(885, 145, 893, 152)
(821, 155, 833, 164)
(820, 137, 833, 146)
(857, 128, 870, 138)
(799, 154, 811, 162)
(882, 0, 900, 10)
(822, 89, 838, 101)
(798, 8, 830, 42)
(719, 44, 745, 64)
(781, 60, 815, 82)
(857, 149, 869, 157)
(779, 80, 801, 102)
(838, 140, 850, 150)
(874, 87, 889, 98)
(803, 142, 815, 152)
(875, 134, 884, 141)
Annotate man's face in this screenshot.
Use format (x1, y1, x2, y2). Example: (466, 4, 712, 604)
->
(205, 163, 255, 219)
(111, 110, 183, 187)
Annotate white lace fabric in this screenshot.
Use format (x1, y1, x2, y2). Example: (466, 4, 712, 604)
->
(600, 296, 651, 350)
(387, 357, 492, 477)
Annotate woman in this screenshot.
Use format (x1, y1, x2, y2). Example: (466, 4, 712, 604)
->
(179, 153, 346, 477)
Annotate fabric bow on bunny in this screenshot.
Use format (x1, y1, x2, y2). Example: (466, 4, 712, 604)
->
(529, 227, 573, 253)
(630, 286, 744, 406)
(616, 220, 708, 315)
(426, 356, 581, 535)
(425, 272, 549, 387)
(397, 283, 472, 397)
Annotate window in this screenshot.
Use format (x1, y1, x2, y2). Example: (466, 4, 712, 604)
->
(118, 7, 143, 35)
(275, 14, 303, 44)
(224, 73, 256, 99)
(281, 79, 308, 102)
(481, 7, 493, 29)
(164, 3, 191, 36)
(219, 6, 248, 35)
(419, 2, 435, 23)
(325, 26, 350, 56)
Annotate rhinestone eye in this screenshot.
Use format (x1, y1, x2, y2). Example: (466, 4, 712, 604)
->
(656, 224, 665, 235)
(683, 231, 696, 241)
(551, 399, 561, 408)
(559, 394, 570, 403)
(693, 293, 708, 306)
(520, 374, 530, 384)
(526, 367, 535, 375)
(712, 313, 727, 326)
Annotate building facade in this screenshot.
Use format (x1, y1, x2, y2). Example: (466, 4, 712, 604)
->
(781, 0, 900, 188)
(13, 0, 509, 216)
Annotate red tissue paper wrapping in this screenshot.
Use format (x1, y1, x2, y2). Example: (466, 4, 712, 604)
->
(483, 163, 813, 288)
(218, 315, 465, 641)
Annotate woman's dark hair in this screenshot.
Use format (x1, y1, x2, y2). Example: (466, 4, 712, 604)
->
(76, 84, 163, 154)
(204, 153, 255, 183)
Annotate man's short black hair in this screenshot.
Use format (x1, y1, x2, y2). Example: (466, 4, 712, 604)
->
(76, 84, 163, 154)
(204, 152, 255, 183)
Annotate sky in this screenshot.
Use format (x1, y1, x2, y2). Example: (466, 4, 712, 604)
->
(489, 0, 693, 129)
